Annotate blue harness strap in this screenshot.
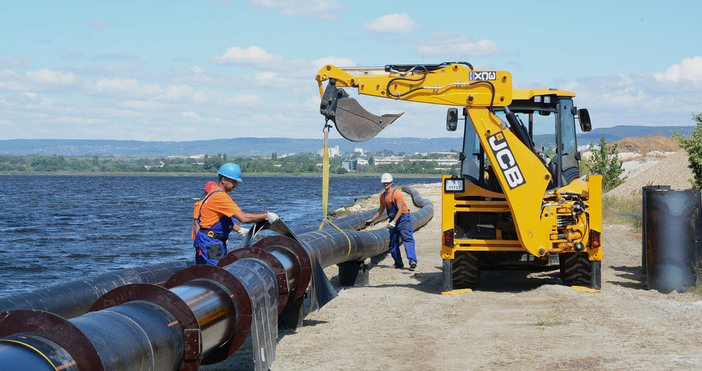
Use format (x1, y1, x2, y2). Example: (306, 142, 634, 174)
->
(196, 189, 223, 228)
(383, 188, 397, 209)
(383, 188, 398, 218)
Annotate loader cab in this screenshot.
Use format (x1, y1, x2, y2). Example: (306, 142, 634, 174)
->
(458, 89, 589, 192)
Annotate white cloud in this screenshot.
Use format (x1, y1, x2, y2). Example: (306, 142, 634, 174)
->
(212, 45, 279, 65)
(654, 56, 702, 84)
(229, 94, 263, 106)
(122, 100, 168, 111)
(416, 33, 500, 57)
(0, 70, 24, 91)
(26, 69, 79, 86)
(162, 84, 208, 103)
(94, 78, 140, 94)
(0, 57, 32, 68)
(311, 56, 355, 70)
(364, 14, 418, 34)
(559, 69, 702, 129)
(90, 78, 212, 105)
(182, 111, 205, 122)
(248, 0, 342, 20)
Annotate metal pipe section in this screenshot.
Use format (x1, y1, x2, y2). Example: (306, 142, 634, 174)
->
(641, 185, 670, 276)
(0, 187, 433, 370)
(301, 186, 433, 267)
(644, 189, 700, 293)
(0, 260, 193, 318)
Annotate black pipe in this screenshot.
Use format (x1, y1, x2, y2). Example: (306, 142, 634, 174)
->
(644, 189, 699, 293)
(0, 187, 433, 370)
(641, 185, 670, 276)
(0, 260, 193, 318)
(302, 186, 433, 268)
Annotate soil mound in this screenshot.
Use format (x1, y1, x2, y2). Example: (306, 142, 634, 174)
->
(614, 135, 680, 154)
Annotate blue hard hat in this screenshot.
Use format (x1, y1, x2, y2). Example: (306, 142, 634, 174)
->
(218, 163, 243, 182)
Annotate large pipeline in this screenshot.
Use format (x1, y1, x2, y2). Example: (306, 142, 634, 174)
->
(0, 260, 194, 318)
(0, 186, 433, 370)
(0, 191, 386, 319)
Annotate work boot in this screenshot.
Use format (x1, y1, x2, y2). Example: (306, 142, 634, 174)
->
(409, 262, 417, 270)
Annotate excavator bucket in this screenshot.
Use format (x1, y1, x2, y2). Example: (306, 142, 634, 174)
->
(320, 81, 403, 142)
(335, 98, 403, 142)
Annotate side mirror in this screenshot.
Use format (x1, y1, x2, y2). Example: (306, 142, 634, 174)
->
(446, 108, 458, 131)
(578, 108, 592, 132)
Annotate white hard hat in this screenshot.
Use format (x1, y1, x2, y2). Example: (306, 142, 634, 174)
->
(381, 173, 393, 183)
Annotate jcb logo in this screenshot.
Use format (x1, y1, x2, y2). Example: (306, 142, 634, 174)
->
(488, 132, 526, 190)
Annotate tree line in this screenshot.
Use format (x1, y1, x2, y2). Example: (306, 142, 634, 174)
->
(0, 152, 459, 176)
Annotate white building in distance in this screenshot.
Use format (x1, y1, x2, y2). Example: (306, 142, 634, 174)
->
(317, 145, 340, 157)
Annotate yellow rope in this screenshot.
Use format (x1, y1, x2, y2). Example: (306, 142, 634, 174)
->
(322, 217, 353, 262)
(319, 124, 330, 230)
(319, 122, 352, 261)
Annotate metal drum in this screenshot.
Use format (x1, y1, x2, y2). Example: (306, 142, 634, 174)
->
(644, 189, 700, 293)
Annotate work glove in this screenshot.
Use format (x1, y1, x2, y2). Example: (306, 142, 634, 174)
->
(387, 221, 396, 229)
(364, 219, 374, 226)
(265, 211, 279, 223)
(237, 228, 249, 237)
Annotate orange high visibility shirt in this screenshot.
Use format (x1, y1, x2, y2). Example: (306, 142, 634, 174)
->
(192, 199, 204, 239)
(197, 186, 242, 228)
(380, 187, 409, 214)
(193, 200, 203, 219)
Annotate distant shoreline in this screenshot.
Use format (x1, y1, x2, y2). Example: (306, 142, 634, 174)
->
(0, 172, 441, 178)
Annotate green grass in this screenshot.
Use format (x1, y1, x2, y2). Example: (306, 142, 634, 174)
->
(530, 308, 568, 327)
(687, 282, 702, 296)
(602, 194, 642, 230)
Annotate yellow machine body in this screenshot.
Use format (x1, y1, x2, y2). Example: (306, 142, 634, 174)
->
(316, 63, 603, 290)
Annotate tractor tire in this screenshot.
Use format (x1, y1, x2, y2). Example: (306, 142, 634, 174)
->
(452, 251, 480, 289)
(560, 252, 599, 288)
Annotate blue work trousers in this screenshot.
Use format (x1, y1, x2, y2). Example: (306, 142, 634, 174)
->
(389, 213, 417, 267)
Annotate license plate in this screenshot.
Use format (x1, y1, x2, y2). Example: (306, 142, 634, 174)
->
(445, 179, 464, 192)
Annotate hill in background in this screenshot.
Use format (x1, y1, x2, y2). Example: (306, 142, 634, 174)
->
(0, 125, 694, 157)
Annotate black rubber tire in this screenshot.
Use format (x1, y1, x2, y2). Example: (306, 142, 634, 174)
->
(560, 252, 593, 287)
(452, 251, 480, 289)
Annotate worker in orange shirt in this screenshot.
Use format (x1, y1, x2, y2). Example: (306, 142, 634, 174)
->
(194, 163, 279, 265)
(192, 181, 248, 239)
(366, 173, 417, 270)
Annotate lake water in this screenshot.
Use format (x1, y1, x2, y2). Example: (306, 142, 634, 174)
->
(0, 174, 439, 297)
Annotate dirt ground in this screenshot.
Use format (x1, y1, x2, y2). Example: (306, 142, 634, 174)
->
(267, 183, 702, 371)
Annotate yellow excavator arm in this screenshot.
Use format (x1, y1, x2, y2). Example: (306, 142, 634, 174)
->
(315, 63, 515, 142)
(316, 63, 513, 107)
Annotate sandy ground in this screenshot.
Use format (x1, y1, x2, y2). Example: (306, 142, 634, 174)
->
(264, 183, 702, 371)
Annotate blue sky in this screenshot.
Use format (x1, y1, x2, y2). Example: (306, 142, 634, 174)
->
(1, 0, 700, 141)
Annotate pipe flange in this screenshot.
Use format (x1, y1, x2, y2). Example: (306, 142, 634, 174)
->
(252, 235, 313, 300)
(88, 283, 202, 371)
(164, 264, 252, 365)
(0, 309, 104, 371)
(218, 247, 290, 314)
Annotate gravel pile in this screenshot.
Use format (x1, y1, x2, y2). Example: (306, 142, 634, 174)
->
(606, 150, 695, 199)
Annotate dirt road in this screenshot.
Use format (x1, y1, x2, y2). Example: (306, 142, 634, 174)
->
(269, 183, 702, 370)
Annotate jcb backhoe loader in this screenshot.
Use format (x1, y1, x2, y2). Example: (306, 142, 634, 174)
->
(315, 62, 602, 290)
